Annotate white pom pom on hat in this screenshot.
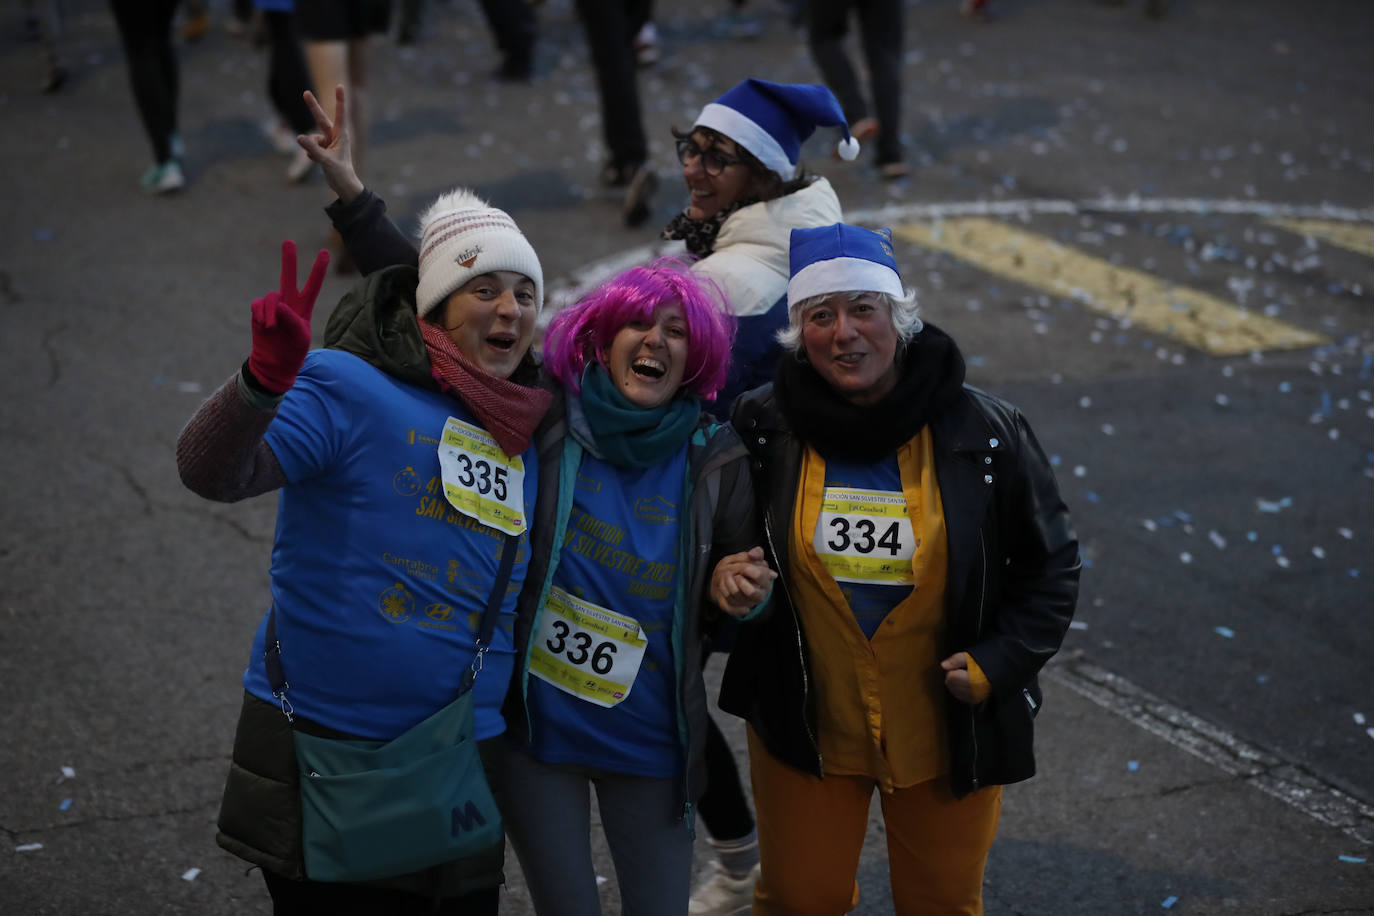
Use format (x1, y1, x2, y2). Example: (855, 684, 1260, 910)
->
(836, 136, 861, 161)
(694, 79, 860, 178)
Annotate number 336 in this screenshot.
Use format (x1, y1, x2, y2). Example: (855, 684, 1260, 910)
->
(545, 621, 617, 674)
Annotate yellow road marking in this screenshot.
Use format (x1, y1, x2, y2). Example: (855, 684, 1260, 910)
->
(893, 218, 1328, 355)
(1269, 218, 1374, 259)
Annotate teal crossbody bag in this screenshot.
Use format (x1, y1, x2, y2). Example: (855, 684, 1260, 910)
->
(263, 533, 516, 883)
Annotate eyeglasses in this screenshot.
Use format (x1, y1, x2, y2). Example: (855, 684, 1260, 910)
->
(675, 138, 745, 176)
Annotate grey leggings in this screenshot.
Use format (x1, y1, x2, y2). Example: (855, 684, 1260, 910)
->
(498, 743, 693, 916)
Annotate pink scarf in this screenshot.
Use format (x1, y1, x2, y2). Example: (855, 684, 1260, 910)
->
(418, 321, 553, 457)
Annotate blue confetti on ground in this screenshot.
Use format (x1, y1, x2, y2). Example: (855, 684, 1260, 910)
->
(1214, 626, 1235, 638)
(1338, 855, 1365, 864)
(59, 799, 71, 811)
(34, 228, 55, 242)
(1161, 896, 1179, 909)
(1127, 760, 1139, 771)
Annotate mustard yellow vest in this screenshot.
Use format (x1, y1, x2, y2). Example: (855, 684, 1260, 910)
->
(787, 430, 951, 791)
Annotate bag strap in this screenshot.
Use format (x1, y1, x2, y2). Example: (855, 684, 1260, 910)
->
(264, 532, 520, 722)
(471, 531, 520, 674)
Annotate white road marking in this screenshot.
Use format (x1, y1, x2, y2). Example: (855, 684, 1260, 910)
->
(1045, 660, 1374, 846)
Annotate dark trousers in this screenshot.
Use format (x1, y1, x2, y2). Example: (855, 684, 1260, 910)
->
(698, 712, 756, 840)
(807, 0, 903, 164)
(478, 0, 536, 71)
(572, 0, 649, 170)
(264, 10, 315, 134)
(262, 869, 499, 916)
(109, 0, 181, 164)
(398, 0, 424, 36)
(696, 645, 756, 841)
(23, 0, 63, 71)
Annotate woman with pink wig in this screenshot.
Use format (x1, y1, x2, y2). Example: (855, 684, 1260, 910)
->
(497, 257, 775, 916)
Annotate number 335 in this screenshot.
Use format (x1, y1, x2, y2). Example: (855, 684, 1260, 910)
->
(452, 454, 509, 500)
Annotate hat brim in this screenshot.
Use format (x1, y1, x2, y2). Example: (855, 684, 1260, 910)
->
(787, 257, 905, 308)
(694, 103, 797, 180)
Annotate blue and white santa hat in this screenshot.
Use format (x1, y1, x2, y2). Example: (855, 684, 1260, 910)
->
(787, 223, 905, 308)
(694, 78, 859, 180)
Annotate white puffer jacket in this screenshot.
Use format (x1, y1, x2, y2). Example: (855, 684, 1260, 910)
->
(691, 177, 842, 319)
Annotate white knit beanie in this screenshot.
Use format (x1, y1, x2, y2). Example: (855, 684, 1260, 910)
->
(414, 188, 544, 319)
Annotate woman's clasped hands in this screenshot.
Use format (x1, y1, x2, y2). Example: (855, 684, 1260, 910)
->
(709, 546, 777, 617)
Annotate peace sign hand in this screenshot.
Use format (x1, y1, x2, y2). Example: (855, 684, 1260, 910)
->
(297, 86, 365, 204)
(248, 241, 330, 395)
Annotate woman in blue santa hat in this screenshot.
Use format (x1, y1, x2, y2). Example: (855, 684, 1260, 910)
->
(723, 222, 1080, 913)
(661, 78, 861, 420)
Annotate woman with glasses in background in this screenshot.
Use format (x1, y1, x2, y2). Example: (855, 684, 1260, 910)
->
(663, 78, 861, 416)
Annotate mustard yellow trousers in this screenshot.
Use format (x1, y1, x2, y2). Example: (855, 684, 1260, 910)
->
(747, 727, 1002, 915)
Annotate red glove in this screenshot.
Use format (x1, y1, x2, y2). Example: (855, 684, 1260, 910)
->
(248, 240, 330, 394)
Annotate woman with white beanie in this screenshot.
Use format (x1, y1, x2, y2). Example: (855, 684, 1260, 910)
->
(176, 189, 551, 914)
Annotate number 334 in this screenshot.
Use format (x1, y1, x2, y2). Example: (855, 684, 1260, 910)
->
(827, 517, 902, 555)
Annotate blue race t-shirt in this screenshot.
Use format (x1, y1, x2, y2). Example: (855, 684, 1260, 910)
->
(525, 448, 687, 776)
(818, 455, 915, 639)
(242, 349, 537, 741)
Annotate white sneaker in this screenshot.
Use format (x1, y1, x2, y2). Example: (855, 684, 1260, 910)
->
(261, 117, 297, 155)
(286, 148, 315, 184)
(688, 861, 759, 916)
(633, 22, 659, 67)
(140, 160, 185, 194)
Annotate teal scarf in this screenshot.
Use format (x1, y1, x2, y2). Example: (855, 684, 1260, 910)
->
(578, 364, 701, 469)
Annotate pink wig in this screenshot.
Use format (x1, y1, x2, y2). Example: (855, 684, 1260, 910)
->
(542, 257, 736, 400)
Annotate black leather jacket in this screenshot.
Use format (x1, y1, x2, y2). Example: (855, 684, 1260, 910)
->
(720, 381, 1081, 797)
